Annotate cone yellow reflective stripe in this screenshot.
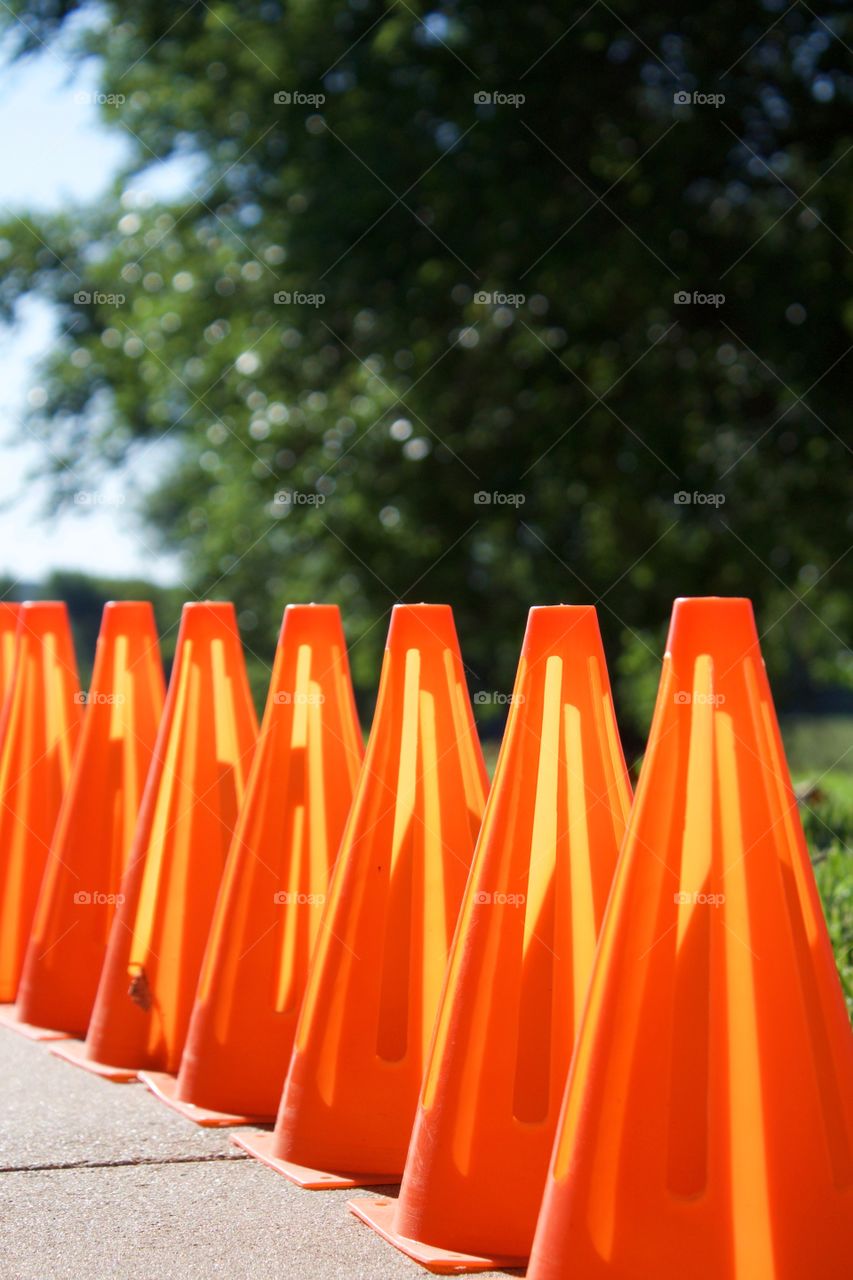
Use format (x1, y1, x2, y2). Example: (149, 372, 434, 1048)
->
(12, 603, 165, 1038)
(528, 597, 853, 1280)
(235, 603, 488, 1187)
(349, 604, 631, 1268)
(139, 604, 364, 1126)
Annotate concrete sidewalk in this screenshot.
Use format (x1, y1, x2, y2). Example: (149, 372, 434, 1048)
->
(0, 1030, 519, 1278)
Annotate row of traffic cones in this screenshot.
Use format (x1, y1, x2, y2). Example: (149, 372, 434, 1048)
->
(0, 596, 849, 1278)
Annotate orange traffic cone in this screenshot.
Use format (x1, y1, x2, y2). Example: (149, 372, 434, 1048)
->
(234, 603, 489, 1187)
(140, 603, 364, 1125)
(6, 603, 165, 1040)
(52, 602, 257, 1081)
(0, 602, 21, 703)
(0, 602, 82, 1003)
(527, 597, 853, 1280)
(349, 605, 633, 1270)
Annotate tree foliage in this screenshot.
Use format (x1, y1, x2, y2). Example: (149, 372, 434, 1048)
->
(1, 0, 852, 737)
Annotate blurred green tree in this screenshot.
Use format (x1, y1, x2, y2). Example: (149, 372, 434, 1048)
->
(0, 571, 185, 685)
(1, 1, 851, 744)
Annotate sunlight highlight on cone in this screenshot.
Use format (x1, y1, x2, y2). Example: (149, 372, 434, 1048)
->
(350, 605, 632, 1270)
(527, 597, 853, 1280)
(0, 602, 82, 1003)
(9, 602, 165, 1040)
(235, 603, 488, 1188)
(52, 601, 256, 1081)
(141, 603, 363, 1125)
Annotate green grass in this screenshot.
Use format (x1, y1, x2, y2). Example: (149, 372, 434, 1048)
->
(798, 772, 853, 1021)
(781, 714, 853, 778)
(781, 716, 853, 1019)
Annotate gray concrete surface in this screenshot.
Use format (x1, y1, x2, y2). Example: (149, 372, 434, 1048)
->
(0, 1031, 520, 1279)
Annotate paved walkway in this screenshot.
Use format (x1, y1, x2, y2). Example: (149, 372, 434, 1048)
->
(0, 1029, 518, 1278)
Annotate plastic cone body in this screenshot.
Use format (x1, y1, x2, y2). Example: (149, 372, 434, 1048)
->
(0, 603, 21, 704)
(14, 603, 165, 1036)
(144, 604, 364, 1123)
(350, 605, 633, 1267)
(528, 597, 853, 1280)
(72, 602, 257, 1077)
(236, 603, 488, 1185)
(0, 602, 82, 1000)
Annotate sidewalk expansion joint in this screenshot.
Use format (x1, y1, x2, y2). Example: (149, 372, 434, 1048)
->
(0, 1151, 248, 1174)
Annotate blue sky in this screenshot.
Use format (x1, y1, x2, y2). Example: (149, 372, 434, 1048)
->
(0, 31, 184, 585)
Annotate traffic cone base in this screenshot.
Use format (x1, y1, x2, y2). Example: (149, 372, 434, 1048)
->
(348, 1197, 524, 1274)
(139, 1071, 274, 1128)
(49, 1038, 138, 1082)
(231, 1131, 399, 1189)
(0, 1005, 72, 1041)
